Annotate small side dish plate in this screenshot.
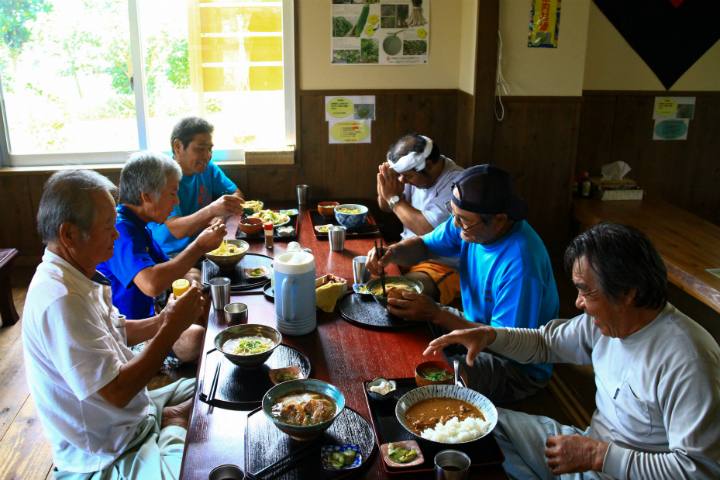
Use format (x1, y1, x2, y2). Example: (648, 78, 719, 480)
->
(280, 209, 299, 216)
(320, 444, 362, 471)
(380, 440, 424, 468)
(244, 266, 270, 281)
(268, 365, 304, 385)
(353, 284, 371, 295)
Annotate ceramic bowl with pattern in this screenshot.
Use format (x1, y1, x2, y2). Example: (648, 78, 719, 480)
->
(262, 379, 346, 441)
(365, 276, 423, 309)
(320, 444, 362, 470)
(334, 204, 368, 229)
(394, 384, 498, 444)
(214, 324, 282, 369)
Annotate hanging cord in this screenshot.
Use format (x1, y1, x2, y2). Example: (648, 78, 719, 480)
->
(495, 30, 509, 122)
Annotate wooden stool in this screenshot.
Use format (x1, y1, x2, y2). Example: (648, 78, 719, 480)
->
(0, 249, 19, 326)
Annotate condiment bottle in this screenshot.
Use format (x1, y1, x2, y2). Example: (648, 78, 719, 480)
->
(581, 172, 591, 198)
(264, 222, 274, 249)
(172, 278, 190, 297)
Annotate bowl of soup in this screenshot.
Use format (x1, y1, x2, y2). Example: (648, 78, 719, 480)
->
(204, 239, 249, 270)
(262, 379, 346, 441)
(395, 385, 497, 445)
(334, 204, 368, 229)
(366, 276, 423, 309)
(318, 201, 340, 219)
(214, 324, 282, 369)
(415, 361, 455, 387)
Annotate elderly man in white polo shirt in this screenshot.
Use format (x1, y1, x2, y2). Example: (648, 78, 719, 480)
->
(22, 170, 207, 479)
(377, 133, 464, 305)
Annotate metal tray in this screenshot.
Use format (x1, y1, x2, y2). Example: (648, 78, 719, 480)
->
(362, 377, 505, 474)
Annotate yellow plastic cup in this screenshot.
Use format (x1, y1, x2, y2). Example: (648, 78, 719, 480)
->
(172, 279, 190, 297)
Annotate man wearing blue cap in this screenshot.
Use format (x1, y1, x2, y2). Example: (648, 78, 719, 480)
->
(367, 164, 559, 403)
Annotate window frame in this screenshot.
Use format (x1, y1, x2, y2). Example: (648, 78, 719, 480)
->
(0, 0, 296, 168)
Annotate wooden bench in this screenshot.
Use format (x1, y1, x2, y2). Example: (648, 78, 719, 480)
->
(0, 248, 19, 327)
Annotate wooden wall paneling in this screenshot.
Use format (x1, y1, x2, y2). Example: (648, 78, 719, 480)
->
(0, 176, 41, 257)
(355, 94, 392, 199)
(456, 90, 475, 168)
(610, 95, 698, 210)
(298, 94, 331, 200)
(575, 95, 616, 174)
(471, 0, 499, 166)
(491, 99, 581, 254)
(221, 168, 249, 200)
(25, 175, 51, 257)
(687, 96, 720, 225)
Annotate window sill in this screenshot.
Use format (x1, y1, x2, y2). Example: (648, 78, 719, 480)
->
(0, 147, 295, 176)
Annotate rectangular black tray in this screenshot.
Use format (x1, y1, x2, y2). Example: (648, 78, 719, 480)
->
(307, 210, 380, 238)
(363, 377, 505, 475)
(236, 212, 298, 241)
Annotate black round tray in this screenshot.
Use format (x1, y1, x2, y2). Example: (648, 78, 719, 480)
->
(245, 406, 376, 480)
(338, 293, 422, 330)
(202, 253, 272, 292)
(263, 283, 275, 301)
(199, 344, 311, 409)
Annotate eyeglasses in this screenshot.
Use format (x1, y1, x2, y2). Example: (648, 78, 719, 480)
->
(444, 201, 483, 233)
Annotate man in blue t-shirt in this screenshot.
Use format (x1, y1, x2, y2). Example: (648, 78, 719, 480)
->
(98, 151, 227, 362)
(367, 164, 559, 403)
(148, 117, 245, 256)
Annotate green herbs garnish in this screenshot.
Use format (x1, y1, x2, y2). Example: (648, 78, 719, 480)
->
(421, 368, 453, 382)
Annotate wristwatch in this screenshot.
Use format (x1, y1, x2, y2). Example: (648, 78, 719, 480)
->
(388, 195, 401, 210)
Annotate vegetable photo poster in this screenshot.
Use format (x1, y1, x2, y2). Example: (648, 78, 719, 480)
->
(331, 0, 430, 65)
(326, 96, 376, 144)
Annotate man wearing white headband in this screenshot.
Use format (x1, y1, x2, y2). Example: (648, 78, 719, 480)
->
(377, 133, 464, 305)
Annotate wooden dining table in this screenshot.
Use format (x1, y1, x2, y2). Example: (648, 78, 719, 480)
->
(179, 204, 508, 480)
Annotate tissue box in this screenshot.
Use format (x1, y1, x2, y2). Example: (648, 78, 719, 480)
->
(590, 177, 643, 201)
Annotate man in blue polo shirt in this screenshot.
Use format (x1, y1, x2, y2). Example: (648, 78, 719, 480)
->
(98, 151, 227, 362)
(367, 165, 559, 403)
(148, 116, 245, 256)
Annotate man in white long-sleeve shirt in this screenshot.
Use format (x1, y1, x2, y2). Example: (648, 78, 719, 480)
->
(426, 222, 720, 480)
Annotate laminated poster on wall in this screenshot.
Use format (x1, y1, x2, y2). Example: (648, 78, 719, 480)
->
(652, 97, 695, 140)
(326, 95, 376, 144)
(331, 0, 429, 65)
(528, 0, 561, 48)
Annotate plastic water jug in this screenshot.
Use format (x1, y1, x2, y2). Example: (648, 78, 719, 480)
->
(273, 250, 316, 335)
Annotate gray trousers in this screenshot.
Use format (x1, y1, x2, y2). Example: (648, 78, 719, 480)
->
(494, 408, 613, 480)
(439, 306, 549, 404)
(449, 352, 549, 404)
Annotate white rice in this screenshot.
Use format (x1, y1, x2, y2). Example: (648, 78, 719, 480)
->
(420, 416, 491, 444)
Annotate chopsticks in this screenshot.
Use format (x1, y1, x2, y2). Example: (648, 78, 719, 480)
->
(207, 361, 221, 405)
(252, 440, 322, 479)
(374, 239, 386, 296)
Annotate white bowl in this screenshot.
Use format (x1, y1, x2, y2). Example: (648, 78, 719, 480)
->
(395, 385, 497, 444)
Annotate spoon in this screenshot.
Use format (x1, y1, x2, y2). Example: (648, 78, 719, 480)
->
(454, 360, 460, 387)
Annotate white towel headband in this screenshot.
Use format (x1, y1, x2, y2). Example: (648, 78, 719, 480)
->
(388, 136, 433, 173)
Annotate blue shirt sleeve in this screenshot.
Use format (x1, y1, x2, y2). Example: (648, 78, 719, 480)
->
(105, 223, 157, 288)
(209, 162, 237, 198)
(490, 247, 548, 330)
(422, 218, 462, 258)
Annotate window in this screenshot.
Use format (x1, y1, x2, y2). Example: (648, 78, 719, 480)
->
(0, 0, 295, 167)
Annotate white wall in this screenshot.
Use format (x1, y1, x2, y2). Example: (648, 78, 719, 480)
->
(498, 0, 590, 96)
(458, 0, 478, 94)
(299, 0, 462, 90)
(583, 2, 720, 91)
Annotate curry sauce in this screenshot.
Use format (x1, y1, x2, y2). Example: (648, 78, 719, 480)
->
(405, 398, 485, 434)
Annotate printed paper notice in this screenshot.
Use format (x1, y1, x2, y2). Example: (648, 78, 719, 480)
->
(326, 95, 375, 144)
(331, 0, 430, 65)
(653, 97, 695, 140)
(528, 0, 561, 48)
